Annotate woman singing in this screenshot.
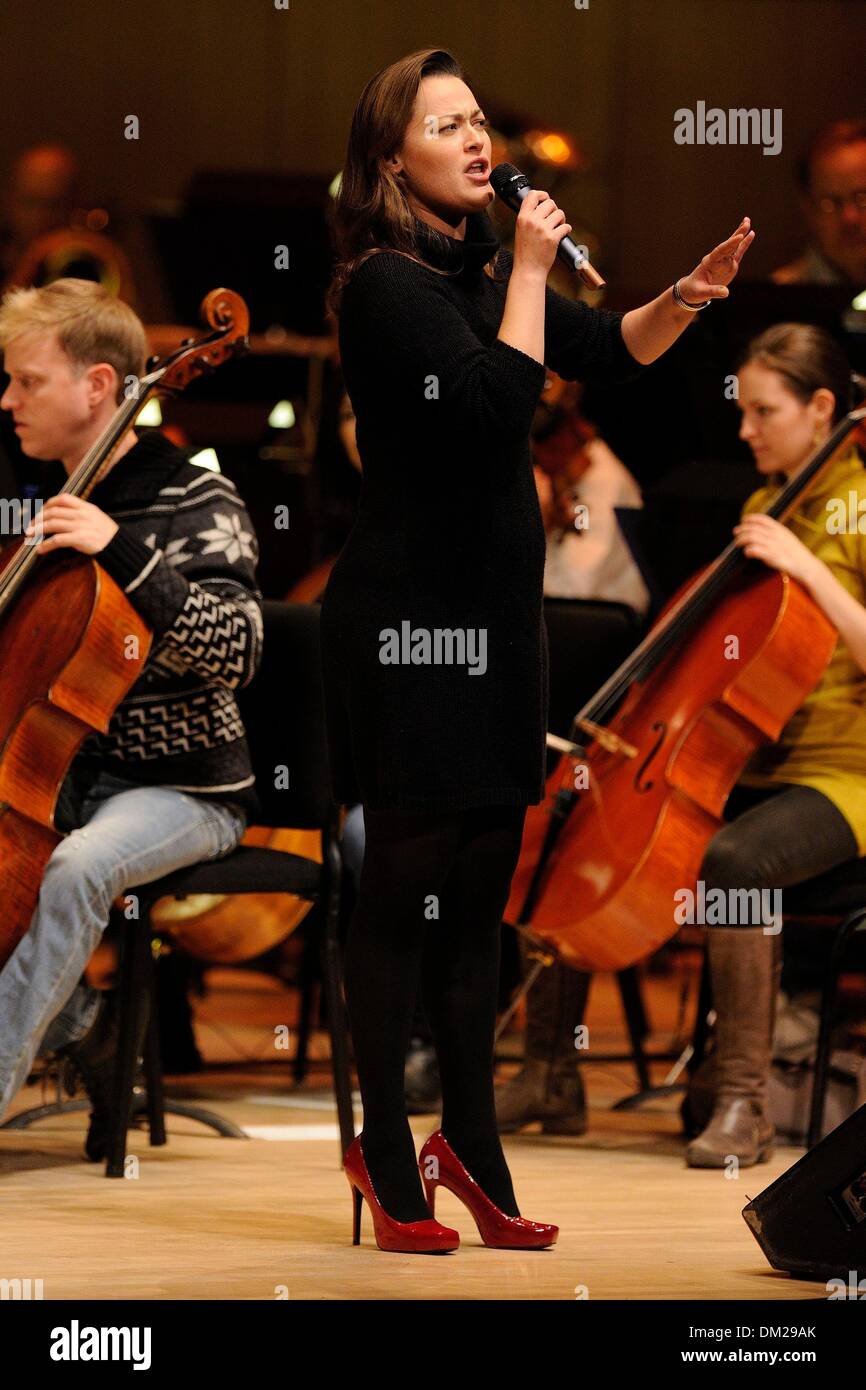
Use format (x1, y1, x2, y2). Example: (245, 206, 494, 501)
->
(322, 46, 753, 1252)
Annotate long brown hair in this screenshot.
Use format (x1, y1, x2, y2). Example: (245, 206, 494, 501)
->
(327, 47, 498, 318)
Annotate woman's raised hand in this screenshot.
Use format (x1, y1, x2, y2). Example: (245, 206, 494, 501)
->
(678, 217, 756, 304)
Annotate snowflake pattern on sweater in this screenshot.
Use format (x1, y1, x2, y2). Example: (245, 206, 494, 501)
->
(72, 431, 264, 818)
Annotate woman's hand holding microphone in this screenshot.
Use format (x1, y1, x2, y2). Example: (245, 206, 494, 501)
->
(511, 189, 574, 279)
(498, 189, 573, 363)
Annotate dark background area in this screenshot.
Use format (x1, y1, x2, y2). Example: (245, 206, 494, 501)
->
(1, 0, 863, 288)
(1, 0, 865, 596)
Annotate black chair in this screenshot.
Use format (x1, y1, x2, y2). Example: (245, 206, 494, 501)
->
(780, 861, 866, 1147)
(100, 599, 357, 1175)
(6, 600, 355, 1175)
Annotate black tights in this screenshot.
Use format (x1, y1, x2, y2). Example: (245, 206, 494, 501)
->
(700, 783, 859, 997)
(343, 802, 527, 1223)
(702, 783, 858, 895)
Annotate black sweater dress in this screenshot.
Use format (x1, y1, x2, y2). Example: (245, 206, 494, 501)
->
(320, 209, 643, 813)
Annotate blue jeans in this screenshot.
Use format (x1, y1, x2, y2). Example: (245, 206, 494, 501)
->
(0, 767, 247, 1120)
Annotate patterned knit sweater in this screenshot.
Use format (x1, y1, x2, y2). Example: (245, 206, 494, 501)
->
(70, 429, 264, 822)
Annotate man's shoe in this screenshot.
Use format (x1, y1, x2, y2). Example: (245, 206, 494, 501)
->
(63, 990, 146, 1162)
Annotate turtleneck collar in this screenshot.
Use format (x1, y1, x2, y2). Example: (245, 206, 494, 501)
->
(412, 209, 501, 276)
(87, 429, 187, 506)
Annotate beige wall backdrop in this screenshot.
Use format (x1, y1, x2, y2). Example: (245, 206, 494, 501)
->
(0, 0, 863, 291)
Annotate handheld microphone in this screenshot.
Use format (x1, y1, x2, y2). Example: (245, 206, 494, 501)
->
(490, 163, 606, 290)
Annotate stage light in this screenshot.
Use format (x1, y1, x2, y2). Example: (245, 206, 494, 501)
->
(522, 129, 582, 169)
(268, 400, 296, 429)
(135, 398, 162, 427)
(188, 447, 221, 472)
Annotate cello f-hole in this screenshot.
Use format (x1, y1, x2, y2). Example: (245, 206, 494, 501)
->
(634, 722, 666, 793)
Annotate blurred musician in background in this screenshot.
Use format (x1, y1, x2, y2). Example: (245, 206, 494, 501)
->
(773, 118, 866, 289)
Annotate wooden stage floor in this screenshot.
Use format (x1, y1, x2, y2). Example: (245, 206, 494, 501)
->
(0, 967, 827, 1302)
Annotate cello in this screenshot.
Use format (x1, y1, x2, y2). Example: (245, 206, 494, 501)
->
(505, 398, 866, 973)
(0, 288, 249, 970)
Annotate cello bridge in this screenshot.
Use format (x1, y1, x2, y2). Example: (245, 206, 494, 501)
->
(571, 718, 638, 759)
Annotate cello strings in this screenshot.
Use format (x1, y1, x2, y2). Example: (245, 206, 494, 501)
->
(0, 390, 149, 612)
(572, 543, 741, 735)
(571, 407, 865, 739)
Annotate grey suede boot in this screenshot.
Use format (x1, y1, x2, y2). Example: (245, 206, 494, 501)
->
(496, 958, 590, 1134)
(686, 927, 782, 1168)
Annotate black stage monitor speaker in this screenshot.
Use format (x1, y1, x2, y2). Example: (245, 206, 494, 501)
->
(742, 1103, 866, 1284)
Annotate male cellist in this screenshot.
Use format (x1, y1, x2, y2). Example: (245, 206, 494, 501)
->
(0, 277, 263, 1158)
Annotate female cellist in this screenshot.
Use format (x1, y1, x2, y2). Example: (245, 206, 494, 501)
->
(321, 45, 753, 1251)
(688, 322, 866, 1167)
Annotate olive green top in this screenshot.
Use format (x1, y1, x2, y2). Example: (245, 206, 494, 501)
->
(738, 445, 866, 852)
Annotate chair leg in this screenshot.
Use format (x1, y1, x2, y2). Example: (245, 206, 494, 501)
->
(807, 910, 866, 1149)
(617, 967, 652, 1093)
(293, 920, 318, 1085)
(320, 830, 356, 1157)
(143, 987, 167, 1148)
(688, 951, 714, 1075)
(105, 918, 152, 1178)
(109, 915, 249, 1165)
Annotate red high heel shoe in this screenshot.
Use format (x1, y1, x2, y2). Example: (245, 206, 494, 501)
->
(419, 1130, 558, 1249)
(343, 1135, 460, 1253)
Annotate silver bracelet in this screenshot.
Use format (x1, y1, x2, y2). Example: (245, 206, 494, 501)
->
(673, 279, 711, 312)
